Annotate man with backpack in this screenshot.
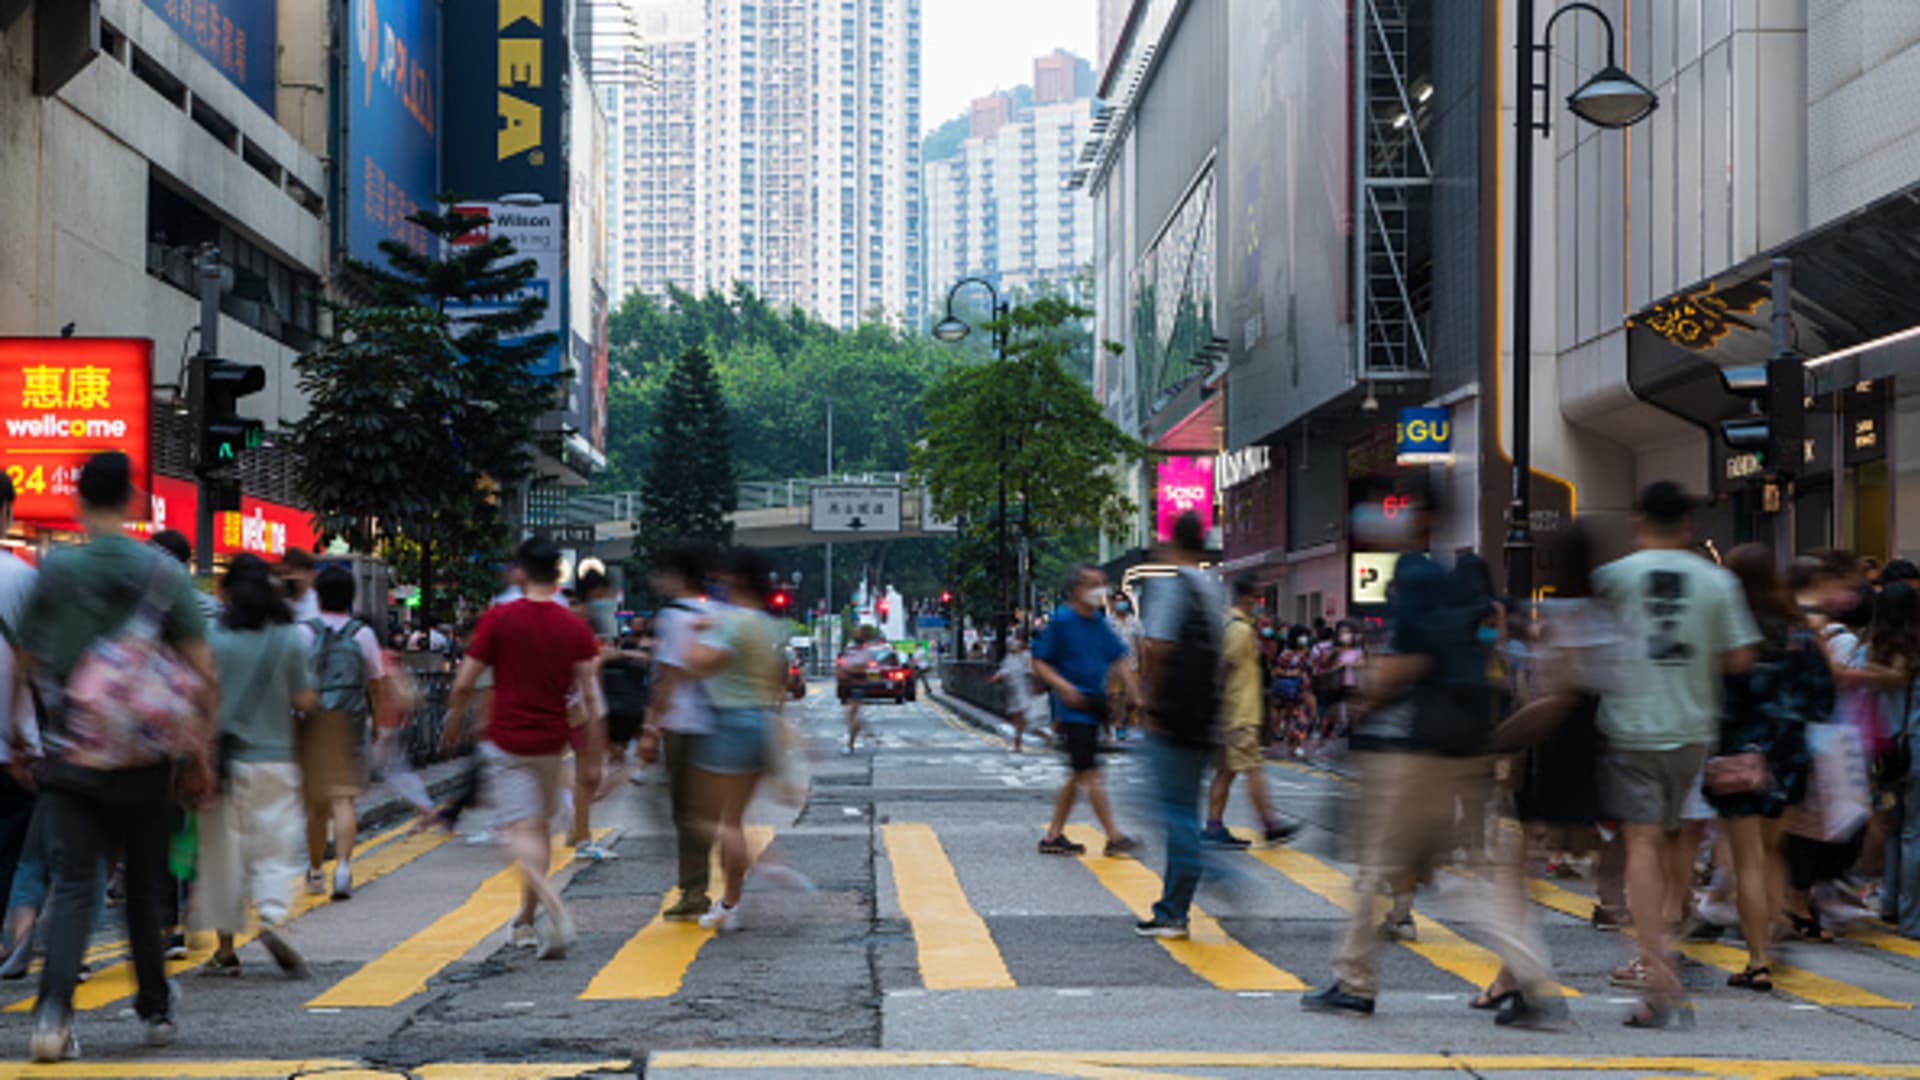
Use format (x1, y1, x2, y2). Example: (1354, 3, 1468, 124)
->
(1133, 512, 1222, 938)
(16, 452, 215, 1061)
(301, 565, 385, 901)
(636, 543, 715, 921)
(1302, 484, 1560, 1025)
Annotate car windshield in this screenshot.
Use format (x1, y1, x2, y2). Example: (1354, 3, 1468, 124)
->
(877, 652, 902, 667)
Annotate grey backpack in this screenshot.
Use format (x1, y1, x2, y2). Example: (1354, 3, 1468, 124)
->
(307, 618, 369, 719)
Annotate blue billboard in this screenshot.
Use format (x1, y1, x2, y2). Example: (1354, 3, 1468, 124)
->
(346, 0, 440, 265)
(143, 0, 277, 112)
(441, 0, 565, 200)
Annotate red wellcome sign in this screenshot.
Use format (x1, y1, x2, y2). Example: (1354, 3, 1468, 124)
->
(0, 338, 152, 526)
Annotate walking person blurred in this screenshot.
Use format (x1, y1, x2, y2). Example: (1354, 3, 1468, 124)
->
(442, 537, 605, 959)
(1592, 482, 1758, 1028)
(1134, 514, 1226, 938)
(301, 565, 384, 900)
(1030, 565, 1140, 859)
(637, 544, 715, 921)
(842, 626, 880, 755)
(1203, 575, 1299, 850)
(16, 452, 216, 1061)
(1108, 594, 1144, 741)
(989, 631, 1045, 752)
(565, 570, 617, 863)
(680, 549, 786, 932)
(0, 474, 37, 922)
(194, 555, 316, 978)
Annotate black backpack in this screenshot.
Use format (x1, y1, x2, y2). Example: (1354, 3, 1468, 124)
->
(1150, 573, 1221, 747)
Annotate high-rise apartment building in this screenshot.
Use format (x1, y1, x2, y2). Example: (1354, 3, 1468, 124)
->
(700, 0, 922, 328)
(924, 54, 1095, 309)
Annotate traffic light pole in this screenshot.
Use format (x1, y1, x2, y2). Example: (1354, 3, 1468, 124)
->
(192, 244, 220, 580)
(1767, 257, 1801, 569)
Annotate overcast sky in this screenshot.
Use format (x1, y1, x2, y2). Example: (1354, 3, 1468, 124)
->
(920, 0, 1099, 127)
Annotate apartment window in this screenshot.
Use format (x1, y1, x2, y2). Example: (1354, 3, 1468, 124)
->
(146, 175, 318, 351)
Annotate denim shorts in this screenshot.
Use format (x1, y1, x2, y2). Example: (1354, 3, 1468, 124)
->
(694, 708, 769, 776)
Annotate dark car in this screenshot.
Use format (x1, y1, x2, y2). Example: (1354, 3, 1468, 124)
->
(837, 647, 915, 704)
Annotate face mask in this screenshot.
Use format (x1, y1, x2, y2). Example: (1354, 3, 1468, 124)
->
(1084, 586, 1109, 608)
(1260, 627, 1275, 639)
(1477, 625, 1498, 644)
(1115, 602, 1131, 616)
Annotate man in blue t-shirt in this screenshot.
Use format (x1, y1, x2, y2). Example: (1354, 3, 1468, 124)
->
(1031, 564, 1142, 858)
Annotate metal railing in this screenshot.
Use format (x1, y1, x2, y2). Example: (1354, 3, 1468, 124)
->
(938, 660, 1007, 717)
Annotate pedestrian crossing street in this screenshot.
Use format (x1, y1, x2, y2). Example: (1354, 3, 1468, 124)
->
(6, 809, 1919, 1021)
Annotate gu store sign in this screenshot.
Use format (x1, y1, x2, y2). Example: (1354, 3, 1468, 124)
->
(1155, 456, 1215, 542)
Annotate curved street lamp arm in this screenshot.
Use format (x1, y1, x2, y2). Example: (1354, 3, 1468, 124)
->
(1526, 2, 1623, 136)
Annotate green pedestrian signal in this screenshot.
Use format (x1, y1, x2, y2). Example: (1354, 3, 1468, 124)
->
(197, 357, 265, 473)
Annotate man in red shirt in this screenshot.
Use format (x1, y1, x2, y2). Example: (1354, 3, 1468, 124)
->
(443, 537, 605, 960)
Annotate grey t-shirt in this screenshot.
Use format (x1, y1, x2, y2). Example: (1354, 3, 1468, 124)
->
(1143, 567, 1225, 645)
(1593, 548, 1760, 751)
(210, 622, 311, 762)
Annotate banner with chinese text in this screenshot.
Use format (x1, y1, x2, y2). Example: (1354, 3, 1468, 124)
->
(0, 339, 152, 526)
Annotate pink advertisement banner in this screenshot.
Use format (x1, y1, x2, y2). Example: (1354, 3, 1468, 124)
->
(1155, 456, 1215, 542)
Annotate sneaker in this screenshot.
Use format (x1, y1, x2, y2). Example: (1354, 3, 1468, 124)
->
(1260, 822, 1301, 848)
(663, 891, 713, 922)
(305, 867, 326, 896)
(144, 981, 180, 1048)
(575, 841, 620, 863)
(164, 932, 189, 961)
(1134, 917, 1190, 940)
(1301, 985, 1375, 1016)
(1495, 991, 1569, 1029)
(1103, 836, 1142, 860)
(1037, 834, 1087, 857)
(331, 861, 353, 901)
(508, 921, 539, 949)
(534, 910, 568, 960)
(199, 952, 241, 977)
(0, 936, 32, 980)
(1202, 827, 1252, 850)
(258, 927, 310, 979)
(464, 827, 499, 847)
(697, 899, 741, 934)
(1377, 915, 1416, 942)
(74, 961, 91, 984)
(1590, 905, 1629, 931)
(29, 1015, 77, 1063)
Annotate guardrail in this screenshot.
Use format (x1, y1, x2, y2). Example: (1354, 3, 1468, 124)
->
(937, 659, 1007, 717)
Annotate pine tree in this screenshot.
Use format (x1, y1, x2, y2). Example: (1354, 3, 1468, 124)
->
(293, 201, 561, 624)
(635, 345, 736, 571)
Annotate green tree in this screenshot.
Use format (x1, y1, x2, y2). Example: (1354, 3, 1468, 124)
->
(635, 345, 736, 572)
(292, 200, 560, 624)
(911, 297, 1142, 622)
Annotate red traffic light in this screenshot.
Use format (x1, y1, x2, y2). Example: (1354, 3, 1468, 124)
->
(772, 591, 790, 609)
(940, 590, 952, 604)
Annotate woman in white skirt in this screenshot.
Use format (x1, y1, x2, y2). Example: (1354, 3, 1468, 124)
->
(194, 554, 318, 977)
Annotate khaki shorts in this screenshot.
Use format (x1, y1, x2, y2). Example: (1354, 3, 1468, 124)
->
(491, 752, 566, 827)
(1217, 725, 1263, 773)
(299, 710, 366, 809)
(1603, 744, 1711, 831)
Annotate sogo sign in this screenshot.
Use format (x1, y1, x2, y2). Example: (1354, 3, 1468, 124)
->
(1155, 456, 1216, 542)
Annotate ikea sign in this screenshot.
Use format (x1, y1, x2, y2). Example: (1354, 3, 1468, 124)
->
(443, 0, 565, 200)
(1396, 407, 1454, 465)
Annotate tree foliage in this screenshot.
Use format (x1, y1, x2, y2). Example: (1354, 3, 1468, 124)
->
(635, 345, 736, 564)
(911, 297, 1142, 543)
(292, 200, 561, 623)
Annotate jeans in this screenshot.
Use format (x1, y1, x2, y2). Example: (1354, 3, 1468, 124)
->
(664, 732, 709, 897)
(36, 764, 174, 1025)
(0, 771, 34, 906)
(1148, 736, 1211, 925)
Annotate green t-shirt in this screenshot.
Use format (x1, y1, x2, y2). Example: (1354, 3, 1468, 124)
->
(1593, 547, 1760, 751)
(209, 622, 311, 762)
(700, 607, 780, 710)
(19, 532, 208, 684)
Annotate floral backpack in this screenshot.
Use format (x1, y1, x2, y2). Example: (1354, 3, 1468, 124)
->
(54, 559, 205, 770)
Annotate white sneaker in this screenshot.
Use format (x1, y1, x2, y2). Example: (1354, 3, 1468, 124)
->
(304, 868, 326, 896)
(509, 920, 539, 950)
(331, 861, 353, 901)
(29, 1018, 77, 1063)
(698, 899, 741, 933)
(533, 911, 567, 961)
(464, 827, 498, 847)
(574, 841, 619, 863)
(1696, 896, 1740, 929)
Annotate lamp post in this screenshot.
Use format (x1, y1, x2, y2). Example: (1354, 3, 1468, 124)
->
(932, 276, 1010, 662)
(1508, 1, 1658, 603)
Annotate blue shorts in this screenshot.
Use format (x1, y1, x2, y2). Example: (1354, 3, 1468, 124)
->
(693, 708, 770, 776)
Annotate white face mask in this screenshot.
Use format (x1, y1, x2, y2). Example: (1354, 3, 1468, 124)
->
(1084, 586, 1109, 608)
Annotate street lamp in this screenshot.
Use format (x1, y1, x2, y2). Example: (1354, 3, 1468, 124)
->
(931, 276, 1011, 662)
(1507, 1, 1657, 604)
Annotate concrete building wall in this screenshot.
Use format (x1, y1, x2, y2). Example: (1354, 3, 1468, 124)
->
(1807, 0, 1920, 227)
(0, 0, 328, 427)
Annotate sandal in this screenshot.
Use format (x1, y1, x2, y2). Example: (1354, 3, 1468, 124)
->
(1470, 986, 1519, 1011)
(199, 952, 241, 977)
(1789, 912, 1834, 943)
(1727, 965, 1773, 992)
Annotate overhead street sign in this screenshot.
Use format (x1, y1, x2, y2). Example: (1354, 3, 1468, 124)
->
(811, 486, 902, 534)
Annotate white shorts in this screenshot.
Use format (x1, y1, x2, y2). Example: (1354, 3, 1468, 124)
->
(489, 752, 566, 827)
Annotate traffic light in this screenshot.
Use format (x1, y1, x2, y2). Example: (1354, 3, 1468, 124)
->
(940, 590, 952, 606)
(198, 357, 265, 471)
(771, 589, 791, 613)
(1718, 357, 1805, 480)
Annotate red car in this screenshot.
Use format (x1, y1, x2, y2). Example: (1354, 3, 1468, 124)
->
(837, 648, 915, 704)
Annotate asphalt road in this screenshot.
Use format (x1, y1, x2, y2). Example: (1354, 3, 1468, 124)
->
(7, 681, 1920, 1079)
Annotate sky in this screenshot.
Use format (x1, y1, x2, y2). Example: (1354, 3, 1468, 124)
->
(920, 0, 1099, 127)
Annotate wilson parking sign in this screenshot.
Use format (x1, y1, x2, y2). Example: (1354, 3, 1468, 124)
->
(1396, 407, 1453, 465)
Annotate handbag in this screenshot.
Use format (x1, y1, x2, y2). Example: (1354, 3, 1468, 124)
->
(57, 560, 205, 771)
(1705, 750, 1772, 796)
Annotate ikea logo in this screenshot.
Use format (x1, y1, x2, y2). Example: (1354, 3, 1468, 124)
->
(1396, 407, 1452, 461)
(497, 0, 547, 165)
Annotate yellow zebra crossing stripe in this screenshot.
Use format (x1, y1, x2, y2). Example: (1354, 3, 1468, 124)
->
(1250, 843, 1576, 997)
(5, 821, 441, 1015)
(882, 823, 1014, 989)
(577, 825, 775, 1000)
(1062, 825, 1304, 991)
(308, 830, 605, 1009)
(1524, 876, 1907, 1008)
